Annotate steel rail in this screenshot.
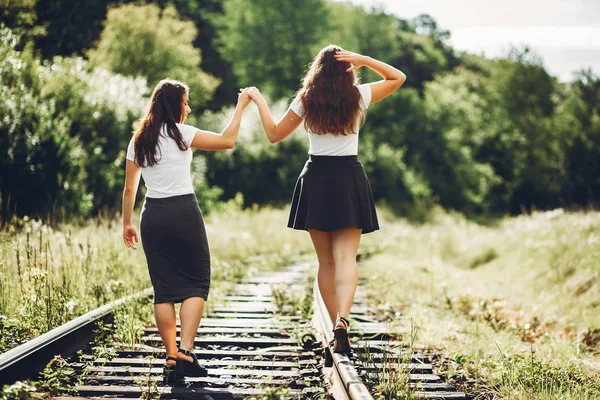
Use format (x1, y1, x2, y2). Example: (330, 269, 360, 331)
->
(0, 287, 153, 386)
(312, 278, 374, 399)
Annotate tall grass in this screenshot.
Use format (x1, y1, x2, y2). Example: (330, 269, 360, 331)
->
(0, 205, 319, 353)
(361, 208, 600, 399)
(0, 217, 149, 352)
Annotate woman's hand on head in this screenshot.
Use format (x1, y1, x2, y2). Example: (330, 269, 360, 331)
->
(123, 224, 138, 250)
(237, 87, 252, 108)
(334, 50, 367, 72)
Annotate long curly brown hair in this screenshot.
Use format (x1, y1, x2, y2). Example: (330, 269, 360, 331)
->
(133, 79, 189, 167)
(296, 45, 365, 136)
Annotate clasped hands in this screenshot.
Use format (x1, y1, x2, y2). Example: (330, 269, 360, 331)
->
(237, 86, 263, 108)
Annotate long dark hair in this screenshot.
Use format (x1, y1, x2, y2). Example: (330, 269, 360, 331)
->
(133, 79, 189, 167)
(296, 45, 364, 136)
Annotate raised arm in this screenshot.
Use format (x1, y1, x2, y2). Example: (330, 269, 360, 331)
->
(334, 51, 406, 104)
(122, 160, 141, 249)
(190, 88, 252, 150)
(247, 87, 303, 144)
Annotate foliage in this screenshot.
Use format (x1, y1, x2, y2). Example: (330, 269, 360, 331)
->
(1, 380, 41, 400)
(200, 101, 310, 207)
(40, 56, 147, 215)
(87, 3, 218, 110)
(0, 215, 150, 352)
(0, 0, 44, 46)
(0, 26, 88, 221)
(271, 276, 313, 319)
(2, 2, 600, 220)
(214, 0, 330, 99)
(418, 53, 565, 213)
(0, 25, 147, 221)
(34, 0, 114, 59)
(557, 70, 600, 206)
(38, 356, 79, 395)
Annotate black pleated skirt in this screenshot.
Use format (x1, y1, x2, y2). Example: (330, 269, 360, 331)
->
(288, 155, 379, 234)
(140, 194, 210, 304)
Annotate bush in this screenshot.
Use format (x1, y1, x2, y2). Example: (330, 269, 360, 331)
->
(0, 27, 88, 222)
(0, 25, 148, 222)
(87, 3, 218, 112)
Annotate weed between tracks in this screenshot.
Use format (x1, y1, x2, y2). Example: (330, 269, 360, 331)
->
(134, 355, 161, 400)
(357, 318, 420, 399)
(271, 273, 314, 319)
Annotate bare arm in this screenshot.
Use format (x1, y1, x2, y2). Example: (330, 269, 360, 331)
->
(122, 160, 141, 250)
(248, 88, 303, 144)
(190, 88, 252, 150)
(334, 50, 406, 104)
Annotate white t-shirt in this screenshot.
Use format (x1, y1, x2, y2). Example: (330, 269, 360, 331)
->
(289, 84, 371, 156)
(126, 123, 198, 198)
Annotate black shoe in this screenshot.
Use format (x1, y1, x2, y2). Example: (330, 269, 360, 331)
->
(176, 348, 208, 377)
(162, 356, 177, 384)
(333, 316, 351, 354)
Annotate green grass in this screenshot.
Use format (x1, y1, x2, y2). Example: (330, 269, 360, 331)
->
(361, 207, 600, 399)
(4, 204, 598, 399)
(0, 205, 316, 353)
(0, 217, 150, 352)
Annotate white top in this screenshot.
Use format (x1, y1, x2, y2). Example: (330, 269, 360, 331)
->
(289, 84, 371, 156)
(126, 123, 198, 198)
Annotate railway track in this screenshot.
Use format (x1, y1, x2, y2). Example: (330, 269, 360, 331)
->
(0, 261, 466, 399)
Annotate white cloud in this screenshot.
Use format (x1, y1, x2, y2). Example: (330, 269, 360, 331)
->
(450, 26, 600, 54)
(342, 0, 600, 28)
(335, 0, 600, 81)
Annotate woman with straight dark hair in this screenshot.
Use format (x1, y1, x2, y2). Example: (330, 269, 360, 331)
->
(122, 78, 251, 382)
(247, 46, 405, 353)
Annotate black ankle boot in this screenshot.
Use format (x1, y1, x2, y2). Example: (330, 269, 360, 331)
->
(176, 348, 208, 377)
(333, 316, 351, 354)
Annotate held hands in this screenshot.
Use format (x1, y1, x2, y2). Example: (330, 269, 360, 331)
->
(334, 50, 368, 72)
(237, 87, 252, 108)
(237, 86, 264, 106)
(246, 87, 263, 103)
(123, 224, 138, 250)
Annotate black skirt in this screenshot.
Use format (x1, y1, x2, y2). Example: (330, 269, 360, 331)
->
(140, 194, 210, 304)
(288, 155, 379, 234)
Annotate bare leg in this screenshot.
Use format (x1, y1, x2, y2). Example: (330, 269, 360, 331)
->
(331, 227, 361, 328)
(154, 302, 177, 365)
(309, 229, 337, 325)
(177, 297, 205, 362)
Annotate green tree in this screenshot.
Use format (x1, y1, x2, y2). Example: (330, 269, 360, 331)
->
(420, 50, 564, 214)
(33, 0, 234, 110)
(349, 7, 457, 91)
(485, 51, 562, 212)
(0, 26, 87, 222)
(421, 67, 502, 212)
(199, 102, 309, 207)
(0, 0, 44, 46)
(40, 56, 147, 215)
(319, 1, 363, 52)
(158, 0, 238, 111)
(87, 3, 218, 108)
(556, 70, 600, 206)
(34, 0, 109, 58)
(214, 0, 330, 99)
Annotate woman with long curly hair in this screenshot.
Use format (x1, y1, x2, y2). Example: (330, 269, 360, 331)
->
(247, 46, 406, 354)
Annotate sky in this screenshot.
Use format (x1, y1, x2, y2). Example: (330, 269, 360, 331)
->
(342, 0, 600, 81)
